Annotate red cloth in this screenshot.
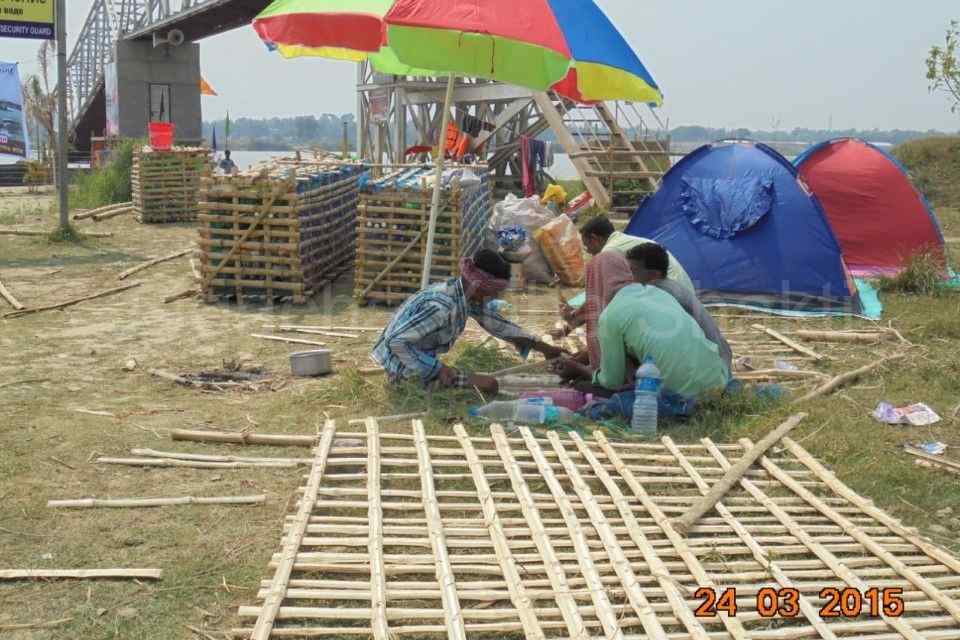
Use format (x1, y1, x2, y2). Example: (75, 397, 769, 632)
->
(460, 257, 510, 299)
(521, 135, 535, 197)
(584, 252, 635, 369)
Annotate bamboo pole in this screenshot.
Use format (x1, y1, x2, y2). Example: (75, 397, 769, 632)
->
(3, 282, 141, 319)
(792, 354, 907, 405)
(673, 413, 807, 534)
(366, 417, 390, 640)
(91, 207, 132, 222)
(164, 288, 199, 304)
(251, 334, 325, 347)
(250, 421, 336, 640)
(172, 429, 317, 447)
(745, 437, 960, 630)
(490, 423, 588, 638)
(453, 424, 545, 639)
(487, 359, 555, 377)
(0, 228, 113, 238)
(0, 277, 24, 310)
(412, 420, 466, 640)
(904, 448, 960, 472)
(47, 495, 266, 509)
(118, 248, 193, 280)
(543, 430, 666, 640)
(271, 325, 383, 332)
(0, 617, 72, 631)
(202, 188, 284, 287)
(271, 327, 359, 339)
(73, 201, 132, 220)
(795, 329, 889, 343)
(96, 457, 297, 469)
(130, 448, 309, 465)
(751, 324, 825, 360)
(0, 569, 162, 580)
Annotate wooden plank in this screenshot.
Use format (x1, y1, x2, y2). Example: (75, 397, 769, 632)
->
(366, 418, 390, 640)
(250, 420, 337, 640)
(673, 413, 807, 533)
(412, 421, 466, 640)
(543, 430, 663, 640)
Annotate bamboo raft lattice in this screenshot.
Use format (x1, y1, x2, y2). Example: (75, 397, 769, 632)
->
(355, 165, 493, 305)
(132, 146, 212, 223)
(198, 164, 365, 304)
(235, 418, 960, 639)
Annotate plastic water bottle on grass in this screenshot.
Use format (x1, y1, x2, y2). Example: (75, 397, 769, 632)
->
(470, 399, 580, 426)
(632, 357, 661, 438)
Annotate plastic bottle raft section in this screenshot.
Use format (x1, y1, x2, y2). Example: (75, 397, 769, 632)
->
(132, 147, 212, 223)
(354, 165, 493, 306)
(197, 164, 365, 305)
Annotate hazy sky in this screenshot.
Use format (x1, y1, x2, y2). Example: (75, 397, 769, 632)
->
(3, 0, 959, 131)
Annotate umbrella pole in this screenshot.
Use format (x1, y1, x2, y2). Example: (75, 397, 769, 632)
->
(421, 73, 457, 290)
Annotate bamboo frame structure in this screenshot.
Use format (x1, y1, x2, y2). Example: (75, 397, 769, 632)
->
(233, 419, 960, 639)
(132, 147, 211, 223)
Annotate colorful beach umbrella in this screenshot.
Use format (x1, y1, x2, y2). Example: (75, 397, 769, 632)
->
(252, 0, 662, 105)
(384, 0, 662, 105)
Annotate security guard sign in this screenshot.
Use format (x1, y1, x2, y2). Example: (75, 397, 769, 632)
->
(0, 0, 54, 40)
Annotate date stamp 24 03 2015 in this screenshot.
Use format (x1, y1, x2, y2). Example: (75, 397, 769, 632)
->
(694, 587, 906, 619)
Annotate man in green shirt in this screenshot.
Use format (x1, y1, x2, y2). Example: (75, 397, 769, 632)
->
(558, 283, 730, 398)
(580, 216, 695, 294)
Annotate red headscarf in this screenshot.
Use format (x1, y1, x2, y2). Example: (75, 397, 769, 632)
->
(460, 257, 510, 299)
(585, 251, 635, 368)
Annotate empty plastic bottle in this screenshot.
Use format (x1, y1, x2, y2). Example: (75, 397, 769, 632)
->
(469, 399, 580, 426)
(632, 357, 662, 438)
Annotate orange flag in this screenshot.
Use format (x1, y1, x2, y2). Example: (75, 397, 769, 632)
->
(200, 77, 218, 96)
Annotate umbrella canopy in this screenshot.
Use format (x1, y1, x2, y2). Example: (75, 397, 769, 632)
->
(252, 0, 429, 76)
(253, 0, 662, 105)
(384, 0, 662, 104)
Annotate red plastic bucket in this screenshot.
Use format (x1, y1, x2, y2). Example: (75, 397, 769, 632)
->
(148, 122, 174, 150)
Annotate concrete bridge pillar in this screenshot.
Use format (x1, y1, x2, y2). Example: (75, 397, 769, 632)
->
(111, 39, 202, 144)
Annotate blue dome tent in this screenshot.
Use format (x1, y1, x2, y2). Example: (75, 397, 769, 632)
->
(626, 141, 861, 314)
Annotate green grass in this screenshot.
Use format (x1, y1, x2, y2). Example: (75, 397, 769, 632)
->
(71, 139, 138, 209)
(878, 248, 952, 296)
(893, 136, 960, 208)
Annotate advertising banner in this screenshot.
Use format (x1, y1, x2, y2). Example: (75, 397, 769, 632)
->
(105, 61, 119, 137)
(0, 0, 54, 40)
(0, 61, 30, 161)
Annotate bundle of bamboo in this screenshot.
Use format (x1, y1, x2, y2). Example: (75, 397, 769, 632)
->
(132, 146, 212, 223)
(355, 165, 492, 305)
(198, 164, 365, 304)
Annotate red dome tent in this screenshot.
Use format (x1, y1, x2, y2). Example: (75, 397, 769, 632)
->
(794, 138, 945, 276)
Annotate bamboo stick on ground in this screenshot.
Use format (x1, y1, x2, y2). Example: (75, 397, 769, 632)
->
(752, 324, 825, 360)
(118, 248, 193, 280)
(3, 282, 141, 319)
(487, 359, 555, 377)
(73, 202, 132, 220)
(271, 327, 359, 339)
(164, 288, 199, 304)
(96, 457, 297, 469)
(0, 617, 72, 631)
(0, 569, 162, 580)
(0, 228, 113, 238)
(673, 413, 807, 535)
(47, 495, 266, 509)
(0, 277, 24, 310)
(903, 448, 960, 472)
(251, 334, 326, 347)
(270, 325, 383, 332)
(92, 207, 132, 222)
(792, 354, 907, 405)
(172, 429, 318, 447)
(795, 330, 889, 344)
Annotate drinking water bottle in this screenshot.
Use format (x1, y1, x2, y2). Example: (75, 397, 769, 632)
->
(632, 357, 662, 438)
(469, 400, 546, 424)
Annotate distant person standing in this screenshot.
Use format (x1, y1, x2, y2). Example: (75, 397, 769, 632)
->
(218, 149, 238, 175)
